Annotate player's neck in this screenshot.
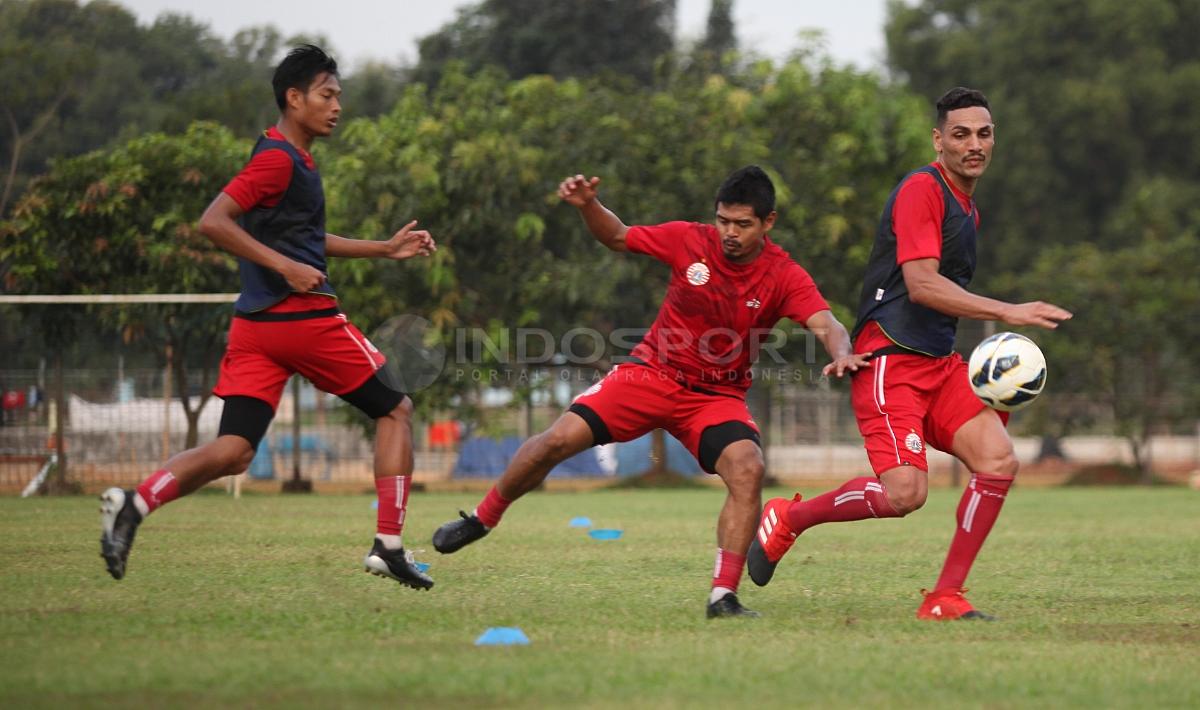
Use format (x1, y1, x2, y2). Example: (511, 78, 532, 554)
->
(275, 118, 316, 154)
(935, 159, 977, 197)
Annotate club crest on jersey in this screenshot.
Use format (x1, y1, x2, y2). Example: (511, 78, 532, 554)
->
(686, 262, 711, 286)
(905, 432, 923, 454)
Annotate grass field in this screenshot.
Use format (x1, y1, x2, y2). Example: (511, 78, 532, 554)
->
(1, 486, 1197, 708)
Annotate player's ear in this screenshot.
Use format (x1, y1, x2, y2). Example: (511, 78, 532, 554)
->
(286, 86, 304, 112)
(762, 211, 777, 232)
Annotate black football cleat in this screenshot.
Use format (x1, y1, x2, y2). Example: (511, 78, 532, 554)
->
(363, 539, 434, 590)
(706, 592, 761, 619)
(99, 488, 143, 580)
(431, 510, 490, 554)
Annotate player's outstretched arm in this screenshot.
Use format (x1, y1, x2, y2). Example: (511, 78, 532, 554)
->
(901, 258, 1072, 329)
(325, 221, 437, 261)
(558, 174, 629, 252)
(198, 192, 325, 292)
(805, 310, 872, 378)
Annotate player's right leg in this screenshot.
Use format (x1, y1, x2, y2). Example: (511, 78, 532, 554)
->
(433, 363, 668, 554)
(431, 411, 595, 553)
(100, 397, 269, 580)
(101, 315, 286, 581)
(748, 353, 936, 587)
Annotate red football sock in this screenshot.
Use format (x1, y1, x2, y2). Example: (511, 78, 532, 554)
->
(135, 469, 180, 515)
(934, 472, 1014, 590)
(786, 476, 901, 533)
(475, 485, 512, 528)
(712, 548, 745, 593)
(375, 475, 411, 536)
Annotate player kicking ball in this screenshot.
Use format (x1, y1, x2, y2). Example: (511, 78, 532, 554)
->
(746, 88, 1072, 619)
(432, 166, 869, 618)
(99, 45, 437, 590)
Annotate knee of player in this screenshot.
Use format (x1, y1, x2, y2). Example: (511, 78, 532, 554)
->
(221, 439, 257, 476)
(718, 456, 765, 499)
(383, 396, 414, 422)
(886, 484, 927, 516)
(994, 449, 1020, 477)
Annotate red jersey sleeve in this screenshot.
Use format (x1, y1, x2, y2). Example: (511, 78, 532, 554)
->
(221, 148, 293, 212)
(624, 221, 694, 266)
(891, 172, 945, 264)
(779, 263, 830, 324)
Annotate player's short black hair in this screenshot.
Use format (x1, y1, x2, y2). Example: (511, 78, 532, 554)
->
(714, 165, 776, 220)
(936, 87, 990, 126)
(273, 44, 339, 111)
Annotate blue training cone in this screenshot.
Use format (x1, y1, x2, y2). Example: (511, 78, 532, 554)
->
(568, 516, 593, 528)
(588, 529, 623, 540)
(475, 627, 530, 646)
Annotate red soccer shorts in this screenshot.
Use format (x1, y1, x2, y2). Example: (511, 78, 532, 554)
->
(850, 323, 1006, 474)
(570, 363, 758, 473)
(213, 302, 385, 410)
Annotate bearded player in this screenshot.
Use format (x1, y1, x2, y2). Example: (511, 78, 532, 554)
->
(432, 166, 869, 618)
(747, 88, 1072, 619)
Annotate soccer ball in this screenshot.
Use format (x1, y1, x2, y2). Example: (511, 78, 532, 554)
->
(967, 332, 1047, 412)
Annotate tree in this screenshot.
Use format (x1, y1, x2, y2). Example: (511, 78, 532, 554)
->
(413, 0, 677, 86)
(885, 0, 1200, 272)
(998, 177, 1200, 479)
(323, 54, 928, 426)
(1, 122, 247, 450)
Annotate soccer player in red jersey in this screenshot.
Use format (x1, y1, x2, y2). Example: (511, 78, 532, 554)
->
(747, 88, 1073, 619)
(99, 45, 438, 590)
(432, 166, 869, 618)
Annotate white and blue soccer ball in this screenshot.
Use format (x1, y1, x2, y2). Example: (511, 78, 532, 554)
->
(967, 332, 1047, 412)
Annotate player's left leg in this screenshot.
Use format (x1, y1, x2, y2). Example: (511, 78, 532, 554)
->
(298, 313, 432, 590)
(678, 398, 765, 619)
(336, 370, 432, 590)
(918, 369, 1017, 620)
(704, 433, 765, 618)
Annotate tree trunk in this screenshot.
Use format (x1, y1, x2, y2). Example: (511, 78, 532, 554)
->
(43, 352, 80, 494)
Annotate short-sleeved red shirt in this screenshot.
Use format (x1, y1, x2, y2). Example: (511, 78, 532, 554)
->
(624, 221, 829, 397)
(221, 126, 316, 212)
(891, 162, 979, 265)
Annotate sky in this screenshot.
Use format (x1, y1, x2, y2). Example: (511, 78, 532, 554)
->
(117, 0, 891, 72)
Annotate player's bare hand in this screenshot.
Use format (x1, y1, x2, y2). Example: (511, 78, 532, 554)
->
(558, 174, 600, 207)
(280, 261, 326, 292)
(1001, 301, 1073, 329)
(823, 352, 872, 378)
(384, 220, 436, 260)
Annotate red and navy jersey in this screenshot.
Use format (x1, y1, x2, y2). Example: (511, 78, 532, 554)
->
(852, 163, 980, 356)
(222, 127, 335, 313)
(625, 221, 830, 398)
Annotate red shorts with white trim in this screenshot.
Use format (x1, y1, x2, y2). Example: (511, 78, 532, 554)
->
(570, 363, 758, 473)
(850, 322, 1006, 474)
(213, 300, 385, 410)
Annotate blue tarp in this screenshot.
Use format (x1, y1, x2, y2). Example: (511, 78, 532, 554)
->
(451, 431, 701, 478)
(452, 435, 605, 478)
(614, 431, 702, 476)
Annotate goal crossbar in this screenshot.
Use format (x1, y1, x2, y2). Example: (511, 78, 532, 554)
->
(0, 294, 239, 304)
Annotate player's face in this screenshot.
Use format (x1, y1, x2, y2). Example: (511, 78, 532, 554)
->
(715, 203, 775, 263)
(295, 72, 342, 137)
(933, 106, 994, 183)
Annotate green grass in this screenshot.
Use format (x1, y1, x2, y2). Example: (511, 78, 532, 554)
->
(1, 486, 1198, 708)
